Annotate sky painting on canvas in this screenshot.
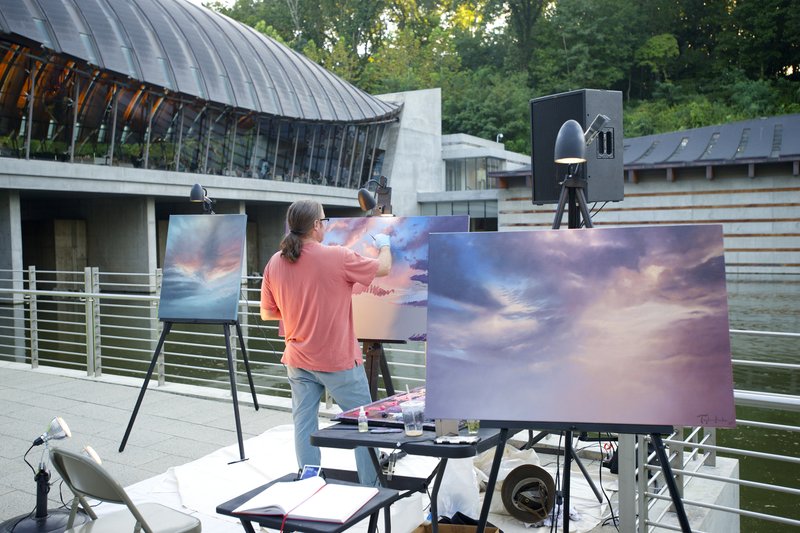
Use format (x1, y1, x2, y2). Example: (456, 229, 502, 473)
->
(323, 215, 468, 341)
(425, 225, 736, 428)
(159, 214, 246, 323)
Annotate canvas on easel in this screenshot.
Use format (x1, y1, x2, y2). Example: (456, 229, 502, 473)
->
(121, 213, 257, 462)
(323, 215, 469, 342)
(425, 224, 736, 429)
(159, 214, 247, 323)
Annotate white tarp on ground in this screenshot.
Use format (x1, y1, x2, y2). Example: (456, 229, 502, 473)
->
(114, 425, 610, 533)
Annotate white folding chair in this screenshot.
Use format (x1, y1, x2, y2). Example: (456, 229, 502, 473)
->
(50, 448, 201, 533)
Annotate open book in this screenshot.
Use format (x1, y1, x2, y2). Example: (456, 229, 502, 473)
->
(232, 476, 379, 523)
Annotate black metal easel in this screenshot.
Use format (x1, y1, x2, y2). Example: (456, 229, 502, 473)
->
(474, 168, 692, 532)
(119, 320, 259, 462)
(522, 430, 603, 503)
(478, 424, 691, 533)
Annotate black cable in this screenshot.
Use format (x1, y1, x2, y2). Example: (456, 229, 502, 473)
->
(549, 432, 564, 533)
(598, 432, 620, 532)
(22, 443, 36, 474)
(11, 445, 44, 532)
(591, 201, 609, 220)
(8, 508, 35, 532)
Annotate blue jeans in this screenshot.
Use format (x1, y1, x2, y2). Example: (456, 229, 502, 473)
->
(286, 365, 378, 486)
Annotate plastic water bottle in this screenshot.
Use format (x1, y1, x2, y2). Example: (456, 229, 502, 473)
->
(358, 406, 368, 432)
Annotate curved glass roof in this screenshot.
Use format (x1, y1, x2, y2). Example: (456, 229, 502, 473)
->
(0, 0, 399, 123)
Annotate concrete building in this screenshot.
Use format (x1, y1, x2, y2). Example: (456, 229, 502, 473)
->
(0, 1, 526, 285)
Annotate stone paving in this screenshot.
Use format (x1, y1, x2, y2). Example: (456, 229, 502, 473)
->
(0, 362, 295, 524)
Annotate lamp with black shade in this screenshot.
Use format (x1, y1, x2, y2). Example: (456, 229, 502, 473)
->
(551, 115, 608, 230)
(190, 183, 215, 214)
(357, 176, 392, 216)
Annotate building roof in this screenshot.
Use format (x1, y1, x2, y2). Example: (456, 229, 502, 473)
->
(0, 0, 399, 123)
(490, 113, 800, 181)
(623, 113, 800, 169)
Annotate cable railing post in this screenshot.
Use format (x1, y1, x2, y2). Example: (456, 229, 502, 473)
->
(706, 427, 717, 466)
(672, 427, 685, 501)
(636, 434, 649, 533)
(9, 266, 27, 363)
(617, 432, 637, 532)
(154, 268, 165, 386)
(84, 266, 95, 376)
(91, 267, 102, 377)
(28, 266, 38, 368)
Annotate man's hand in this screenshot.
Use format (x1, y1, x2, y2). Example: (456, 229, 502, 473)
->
(374, 233, 391, 249)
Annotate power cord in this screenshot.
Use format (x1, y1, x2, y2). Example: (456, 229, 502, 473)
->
(9, 445, 46, 532)
(549, 432, 564, 533)
(597, 432, 620, 531)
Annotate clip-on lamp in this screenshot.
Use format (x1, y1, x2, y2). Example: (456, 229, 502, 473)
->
(0, 417, 90, 533)
(357, 176, 393, 216)
(190, 183, 216, 214)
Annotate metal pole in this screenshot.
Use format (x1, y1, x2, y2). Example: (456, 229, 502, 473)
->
(109, 86, 118, 165)
(175, 104, 184, 171)
(25, 61, 36, 160)
(84, 267, 95, 377)
(28, 266, 39, 368)
(617, 433, 636, 532)
(69, 77, 79, 162)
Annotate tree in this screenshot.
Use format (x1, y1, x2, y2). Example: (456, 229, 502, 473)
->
(528, 0, 641, 95)
(720, 0, 800, 80)
(361, 27, 461, 94)
(635, 34, 679, 82)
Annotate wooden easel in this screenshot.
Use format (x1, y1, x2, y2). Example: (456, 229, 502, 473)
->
(119, 320, 259, 462)
(361, 339, 403, 401)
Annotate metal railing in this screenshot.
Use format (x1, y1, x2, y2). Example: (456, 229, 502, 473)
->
(0, 267, 797, 531)
(0, 267, 426, 397)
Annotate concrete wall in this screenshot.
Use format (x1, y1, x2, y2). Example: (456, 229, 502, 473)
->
(378, 88, 444, 216)
(0, 190, 25, 361)
(498, 166, 800, 275)
(87, 197, 156, 278)
(0, 190, 22, 274)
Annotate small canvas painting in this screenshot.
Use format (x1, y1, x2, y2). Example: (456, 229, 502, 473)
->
(425, 224, 736, 429)
(159, 214, 247, 323)
(323, 215, 469, 341)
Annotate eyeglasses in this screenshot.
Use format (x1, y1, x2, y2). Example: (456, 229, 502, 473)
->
(318, 218, 329, 225)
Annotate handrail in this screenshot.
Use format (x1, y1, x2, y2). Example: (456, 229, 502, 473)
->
(1, 269, 798, 532)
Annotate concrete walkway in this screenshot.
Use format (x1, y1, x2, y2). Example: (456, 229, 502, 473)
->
(0, 362, 295, 523)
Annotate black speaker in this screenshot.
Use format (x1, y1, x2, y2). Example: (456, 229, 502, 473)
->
(530, 89, 624, 205)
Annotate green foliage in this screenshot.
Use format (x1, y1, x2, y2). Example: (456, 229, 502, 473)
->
(210, 0, 800, 141)
(635, 34, 679, 81)
(443, 68, 532, 153)
(624, 96, 744, 138)
(361, 27, 461, 94)
(253, 21, 288, 45)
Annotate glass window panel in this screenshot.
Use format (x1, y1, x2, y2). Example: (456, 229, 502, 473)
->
(452, 201, 469, 215)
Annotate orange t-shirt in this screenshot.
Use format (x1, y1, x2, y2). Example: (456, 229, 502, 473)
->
(260, 241, 379, 372)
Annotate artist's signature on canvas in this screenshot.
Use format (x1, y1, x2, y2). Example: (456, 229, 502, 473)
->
(697, 414, 730, 425)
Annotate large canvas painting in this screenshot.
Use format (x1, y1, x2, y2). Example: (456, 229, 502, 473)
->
(425, 224, 736, 429)
(158, 214, 247, 323)
(323, 216, 469, 342)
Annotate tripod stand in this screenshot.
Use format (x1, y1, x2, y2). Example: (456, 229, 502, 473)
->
(548, 166, 603, 530)
(119, 320, 259, 463)
(552, 165, 593, 230)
